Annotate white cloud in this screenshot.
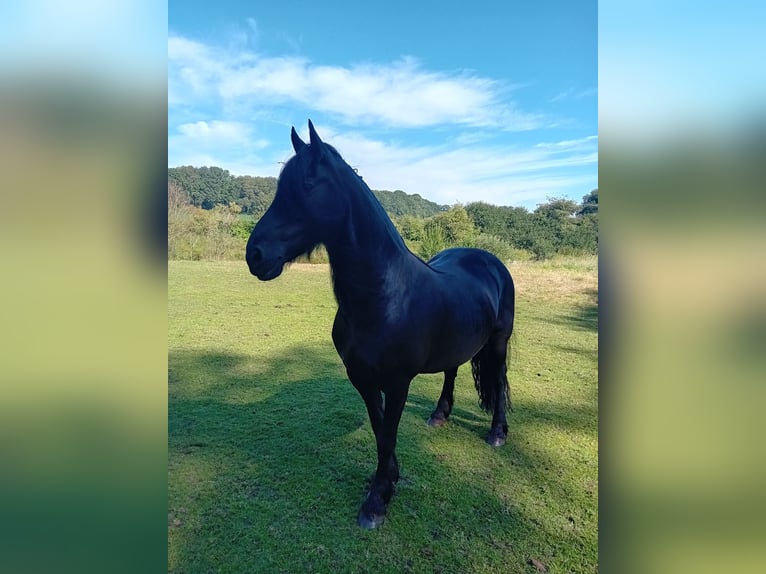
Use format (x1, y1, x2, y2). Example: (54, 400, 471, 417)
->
(168, 35, 208, 60)
(169, 120, 596, 207)
(167, 33, 597, 208)
(534, 135, 598, 149)
(320, 130, 597, 208)
(169, 119, 271, 172)
(550, 87, 598, 103)
(177, 120, 251, 144)
(168, 34, 542, 130)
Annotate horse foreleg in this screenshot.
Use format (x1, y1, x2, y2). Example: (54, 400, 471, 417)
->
(427, 366, 458, 427)
(350, 377, 384, 438)
(358, 381, 410, 529)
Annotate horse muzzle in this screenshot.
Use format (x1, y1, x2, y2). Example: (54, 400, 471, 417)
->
(246, 245, 285, 281)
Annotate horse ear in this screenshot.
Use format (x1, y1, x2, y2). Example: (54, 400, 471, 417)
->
(291, 126, 306, 153)
(308, 119, 323, 147)
(307, 119, 325, 163)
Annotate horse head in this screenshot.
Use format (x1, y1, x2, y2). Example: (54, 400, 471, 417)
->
(246, 120, 348, 280)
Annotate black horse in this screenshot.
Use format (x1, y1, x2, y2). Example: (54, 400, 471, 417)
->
(246, 121, 515, 528)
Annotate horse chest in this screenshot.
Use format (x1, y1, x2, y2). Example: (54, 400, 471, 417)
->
(331, 311, 413, 377)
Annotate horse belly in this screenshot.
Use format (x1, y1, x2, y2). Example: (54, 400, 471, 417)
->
(419, 332, 487, 373)
(418, 295, 497, 373)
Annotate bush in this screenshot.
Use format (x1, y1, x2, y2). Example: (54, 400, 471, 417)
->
(394, 216, 425, 242)
(403, 238, 421, 255)
(530, 237, 556, 261)
(424, 206, 477, 244)
(419, 225, 447, 260)
(231, 217, 256, 241)
(169, 202, 249, 260)
(465, 234, 530, 263)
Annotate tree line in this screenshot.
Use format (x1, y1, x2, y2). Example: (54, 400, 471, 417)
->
(168, 166, 446, 219)
(396, 191, 597, 261)
(168, 165, 597, 262)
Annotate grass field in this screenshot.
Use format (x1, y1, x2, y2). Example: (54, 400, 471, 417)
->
(168, 257, 598, 573)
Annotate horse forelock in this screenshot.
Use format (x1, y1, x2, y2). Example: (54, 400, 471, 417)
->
(275, 156, 301, 197)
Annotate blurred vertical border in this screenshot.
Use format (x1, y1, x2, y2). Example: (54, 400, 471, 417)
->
(600, 1, 766, 572)
(0, 2, 168, 573)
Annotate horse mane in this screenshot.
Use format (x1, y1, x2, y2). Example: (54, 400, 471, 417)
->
(295, 140, 414, 307)
(285, 140, 408, 255)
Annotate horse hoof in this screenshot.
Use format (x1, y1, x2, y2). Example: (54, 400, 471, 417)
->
(486, 434, 506, 447)
(427, 415, 447, 427)
(357, 511, 385, 529)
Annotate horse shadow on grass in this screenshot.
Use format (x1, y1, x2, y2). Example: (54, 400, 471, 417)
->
(550, 288, 599, 333)
(169, 345, 597, 573)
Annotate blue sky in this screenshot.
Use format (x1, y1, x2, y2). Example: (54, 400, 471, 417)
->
(169, 1, 597, 209)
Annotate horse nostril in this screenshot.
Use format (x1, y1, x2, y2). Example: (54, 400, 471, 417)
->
(247, 246, 263, 266)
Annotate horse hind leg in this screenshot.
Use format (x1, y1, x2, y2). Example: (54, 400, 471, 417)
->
(427, 367, 458, 427)
(472, 334, 511, 447)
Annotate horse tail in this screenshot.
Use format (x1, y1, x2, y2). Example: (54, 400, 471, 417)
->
(470, 351, 491, 413)
(471, 339, 511, 414)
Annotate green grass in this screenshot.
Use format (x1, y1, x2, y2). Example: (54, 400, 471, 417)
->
(169, 259, 598, 573)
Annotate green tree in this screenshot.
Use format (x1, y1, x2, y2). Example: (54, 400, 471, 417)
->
(168, 166, 240, 209)
(465, 202, 506, 236)
(419, 225, 447, 260)
(168, 166, 204, 206)
(237, 175, 277, 216)
(394, 215, 425, 241)
(534, 197, 580, 222)
(372, 189, 445, 218)
(525, 196, 597, 257)
(578, 189, 598, 216)
(466, 202, 533, 249)
(424, 205, 477, 245)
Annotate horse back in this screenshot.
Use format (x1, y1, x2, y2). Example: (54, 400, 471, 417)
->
(426, 247, 514, 312)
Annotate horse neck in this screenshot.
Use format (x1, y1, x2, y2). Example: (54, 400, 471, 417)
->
(323, 175, 411, 310)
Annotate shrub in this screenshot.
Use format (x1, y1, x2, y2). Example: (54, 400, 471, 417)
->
(169, 202, 250, 261)
(465, 233, 530, 264)
(530, 237, 556, 261)
(419, 225, 447, 260)
(394, 216, 425, 242)
(231, 217, 256, 241)
(424, 206, 477, 244)
(403, 239, 422, 255)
